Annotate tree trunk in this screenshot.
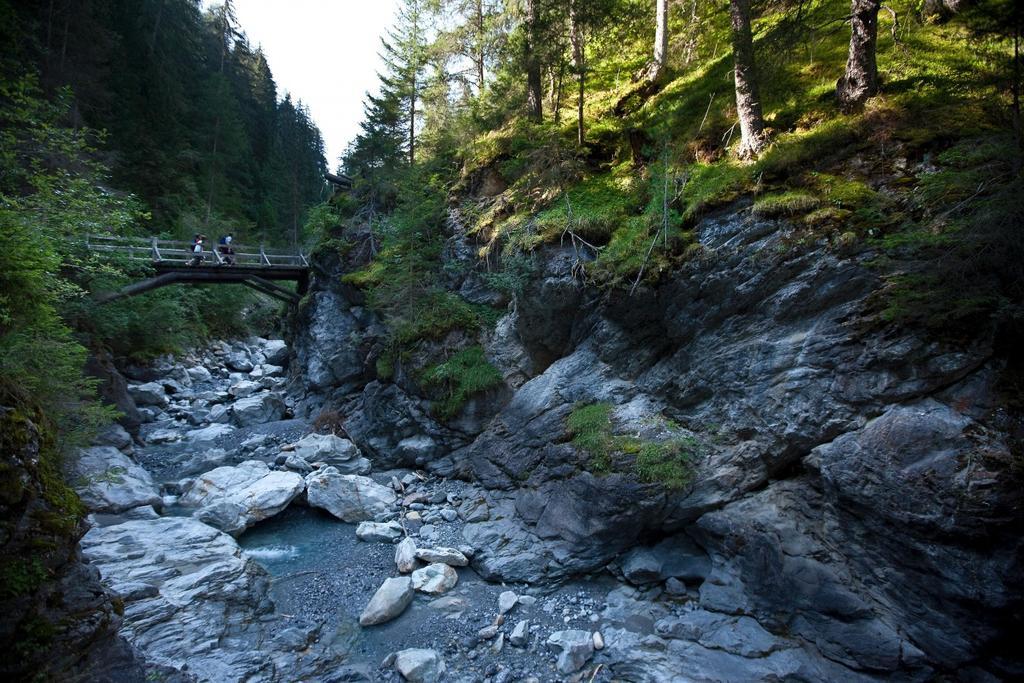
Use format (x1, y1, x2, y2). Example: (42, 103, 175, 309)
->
(836, 0, 881, 111)
(648, 0, 669, 83)
(570, 2, 585, 145)
(475, 0, 485, 91)
(729, 0, 766, 158)
(525, 0, 543, 122)
(410, 72, 417, 165)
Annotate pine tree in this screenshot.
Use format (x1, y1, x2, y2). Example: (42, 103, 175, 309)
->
(836, 0, 881, 111)
(729, 0, 767, 158)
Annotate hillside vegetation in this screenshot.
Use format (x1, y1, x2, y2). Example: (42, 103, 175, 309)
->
(323, 0, 1022, 414)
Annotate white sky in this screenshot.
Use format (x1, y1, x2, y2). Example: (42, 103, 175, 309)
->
(204, 0, 400, 168)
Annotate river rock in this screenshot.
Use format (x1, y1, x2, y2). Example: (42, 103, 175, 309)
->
(356, 520, 404, 543)
(396, 537, 418, 573)
(305, 468, 397, 522)
(394, 648, 445, 683)
(360, 577, 414, 626)
(207, 404, 231, 424)
(228, 380, 261, 398)
(93, 423, 133, 451)
(127, 381, 168, 407)
(179, 460, 305, 534)
(186, 422, 234, 443)
(231, 392, 286, 427)
(510, 620, 530, 647)
(186, 365, 212, 382)
(73, 446, 162, 513)
(411, 563, 458, 595)
(263, 339, 289, 366)
(225, 350, 253, 372)
(546, 630, 594, 674)
(293, 433, 370, 473)
(414, 547, 469, 567)
(262, 363, 284, 377)
(498, 590, 518, 615)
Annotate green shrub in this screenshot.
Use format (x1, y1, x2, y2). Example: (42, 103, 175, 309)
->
(421, 346, 503, 420)
(566, 402, 696, 488)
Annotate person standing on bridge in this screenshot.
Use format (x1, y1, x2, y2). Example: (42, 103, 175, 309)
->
(189, 234, 206, 266)
(217, 233, 236, 265)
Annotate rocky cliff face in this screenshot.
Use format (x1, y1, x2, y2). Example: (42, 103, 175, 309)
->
(291, 203, 1023, 680)
(0, 404, 147, 682)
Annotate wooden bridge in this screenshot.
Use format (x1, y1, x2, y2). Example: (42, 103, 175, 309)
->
(86, 235, 310, 305)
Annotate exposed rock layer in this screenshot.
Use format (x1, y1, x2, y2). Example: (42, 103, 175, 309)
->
(292, 207, 1024, 679)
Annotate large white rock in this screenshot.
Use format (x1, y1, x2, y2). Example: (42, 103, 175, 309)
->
(293, 433, 366, 470)
(356, 520, 404, 543)
(414, 547, 469, 567)
(411, 563, 458, 595)
(546, 630, 595, 674)
(359, 577, 413, 626)
(395, 537, 418, 573)
(80, 517, 311, 679)
(128, 382, 168, 407)
(394, 648, 445, 683)
(179, 460, 304, 534)
(73, 446, 162, 513)
(304, 468, 396, 522)
(231, 393, 286, 427)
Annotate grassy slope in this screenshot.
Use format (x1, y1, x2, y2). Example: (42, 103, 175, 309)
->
(461, 0, 1012, 302)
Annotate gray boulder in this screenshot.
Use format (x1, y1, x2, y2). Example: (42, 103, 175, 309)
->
(305, 468, 397, 522)
(186, 423, 235, 444)
(263, 339, 289, 366)
(228, 380, 261, 398)
(395, 537, 418, 573)
(231, 393, 286, 427)
(73, 446, 162, 513)
(394, 648, 445, 683)
(186, 365, 212, 382)
(359, 577, 414, 626)
(225, 351, 254, 372)
(546, 630, 594, 674)
(293, 433, 370, 473)
(510, 620, 530, 647)
(127, 382, 168, 407)
(93, 423, 133, 451)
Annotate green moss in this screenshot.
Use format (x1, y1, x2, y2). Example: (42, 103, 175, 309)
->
(533, 173, 643, 244)
(566, 402, 696, 488)
(567, 403, 615, 473)
(421, 346, 503, 420)
(0, 557, 47, 599)
(681, 162, 752, 221)
(752, 191, 821, 217)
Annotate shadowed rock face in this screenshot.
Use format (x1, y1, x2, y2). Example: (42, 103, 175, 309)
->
(0, 406, 148, 682)
(293, 206, 1023, 679)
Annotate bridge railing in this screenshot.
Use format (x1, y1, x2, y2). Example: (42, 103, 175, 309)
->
(84, 234, 309, 267)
